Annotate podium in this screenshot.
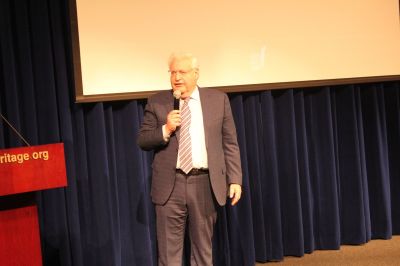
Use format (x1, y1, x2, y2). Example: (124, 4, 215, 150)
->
(0, 143, 67, 266)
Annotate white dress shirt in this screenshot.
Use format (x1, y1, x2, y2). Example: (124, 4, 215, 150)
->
(178, 88, 208, 169)
(162, 87, 208, 169)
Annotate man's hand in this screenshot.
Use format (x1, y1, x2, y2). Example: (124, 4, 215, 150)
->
(229, 183, 242, 206)
(166, 110, 181, 134)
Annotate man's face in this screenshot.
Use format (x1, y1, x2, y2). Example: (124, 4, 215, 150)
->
(169, 58, 199, 99)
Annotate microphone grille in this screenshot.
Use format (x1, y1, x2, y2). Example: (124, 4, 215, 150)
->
(173, 90, 181, 100)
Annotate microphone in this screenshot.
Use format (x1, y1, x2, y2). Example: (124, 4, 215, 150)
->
(173, 90, 181, 110)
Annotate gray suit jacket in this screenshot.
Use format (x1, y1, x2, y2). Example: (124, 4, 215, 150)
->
(137, 88, 242, 206)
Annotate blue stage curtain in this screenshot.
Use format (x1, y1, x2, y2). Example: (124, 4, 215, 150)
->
(1, 0, 399, 265)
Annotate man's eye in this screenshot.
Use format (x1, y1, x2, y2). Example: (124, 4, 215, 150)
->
(169, 69, 191, 75)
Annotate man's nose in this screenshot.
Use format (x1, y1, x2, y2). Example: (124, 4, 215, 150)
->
(175, 72, 182, 80)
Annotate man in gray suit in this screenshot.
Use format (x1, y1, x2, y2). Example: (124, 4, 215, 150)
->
(137, 53, 242, 265)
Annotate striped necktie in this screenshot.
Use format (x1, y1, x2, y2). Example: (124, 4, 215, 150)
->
(179, 99, 192, 174)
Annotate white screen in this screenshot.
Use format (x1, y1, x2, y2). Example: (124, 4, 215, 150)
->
(73, 0, 400, 100)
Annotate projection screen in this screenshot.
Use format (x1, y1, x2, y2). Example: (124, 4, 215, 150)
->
(69, 0, 400, 102)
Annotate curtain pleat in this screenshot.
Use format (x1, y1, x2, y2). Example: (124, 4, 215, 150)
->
(293, 90, 315, 253)
(361, 85, 392, 239)
(274, 89, 305, 256)
(305, 88, 341, 250)
(1, 0, 400, 265)
(332, 86, 370, 244)
(259, 91, 285, 261)
(384, 83, 400, 235)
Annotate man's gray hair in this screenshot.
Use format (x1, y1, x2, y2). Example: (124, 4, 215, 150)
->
(168, 53, 199, 70)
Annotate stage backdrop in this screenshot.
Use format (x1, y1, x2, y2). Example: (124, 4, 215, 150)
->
(70, 0, 400, 101)
(1, 0, 399, 265)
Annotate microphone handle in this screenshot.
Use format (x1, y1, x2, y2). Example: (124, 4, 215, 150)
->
(174, 98, 180, 110)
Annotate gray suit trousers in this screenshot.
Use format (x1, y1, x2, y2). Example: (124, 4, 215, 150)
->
(155, 172, 217, 266)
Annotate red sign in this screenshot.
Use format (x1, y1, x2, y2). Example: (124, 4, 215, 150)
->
(0, 143, 67, 196)
(0, 206, 42, 265)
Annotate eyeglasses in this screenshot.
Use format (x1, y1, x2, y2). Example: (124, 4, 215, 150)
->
(168, 69, 194, 76)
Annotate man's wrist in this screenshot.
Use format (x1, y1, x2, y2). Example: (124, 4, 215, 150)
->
(162, 124, 172, 142)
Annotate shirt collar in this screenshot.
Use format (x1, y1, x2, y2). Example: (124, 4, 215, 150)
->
(182, 86, 200, 102)
(189, 86, 200, 101)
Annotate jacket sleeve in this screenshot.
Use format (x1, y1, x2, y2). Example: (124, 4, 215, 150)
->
(222, 93, 243, 185)
(137, 99, 168, 151)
